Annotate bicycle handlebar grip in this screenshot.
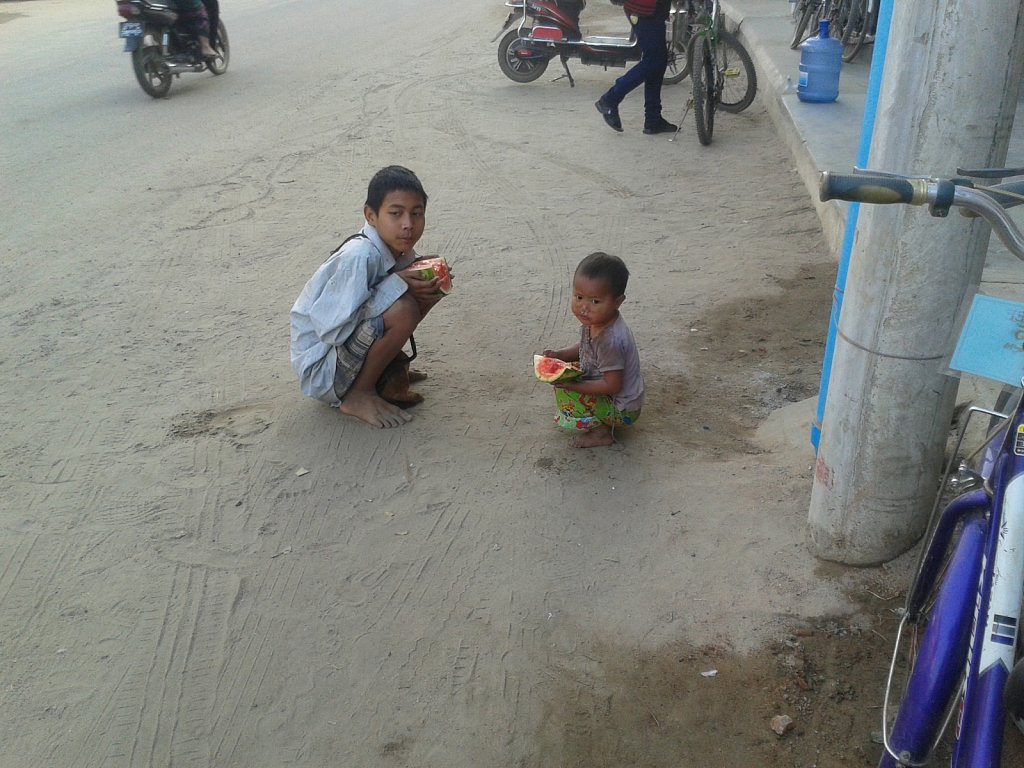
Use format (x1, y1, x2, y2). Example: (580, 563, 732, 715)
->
(818, 172, 926, 205)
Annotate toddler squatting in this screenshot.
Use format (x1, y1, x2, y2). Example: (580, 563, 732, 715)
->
(541, 252, 644, 448)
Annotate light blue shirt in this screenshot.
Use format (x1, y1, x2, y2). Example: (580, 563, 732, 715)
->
(290, 223, 417, 404)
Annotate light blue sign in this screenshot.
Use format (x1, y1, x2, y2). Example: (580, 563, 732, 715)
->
(950, 294, 1024, 386)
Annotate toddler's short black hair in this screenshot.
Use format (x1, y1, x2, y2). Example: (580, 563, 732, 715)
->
(365, 165, 428, 213)
(576, 251, 629, 297)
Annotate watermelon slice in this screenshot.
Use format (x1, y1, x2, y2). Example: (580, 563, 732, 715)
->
(412, 257, 452, 294)
(534, 355, 583, 383)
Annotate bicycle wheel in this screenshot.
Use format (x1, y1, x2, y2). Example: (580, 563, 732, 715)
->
(715, 30, 756, 114)
(848, 0, 877, 63)
(789, 0, 817, 49)
(690, 35, 714, 145)
(664, 2, 693, 84)
(825, 0, 851, 43)
(880, 512, 987, 768)
(840, 0, 867, 63)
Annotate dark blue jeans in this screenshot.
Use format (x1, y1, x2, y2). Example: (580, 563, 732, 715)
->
(602, 13, 668, 124)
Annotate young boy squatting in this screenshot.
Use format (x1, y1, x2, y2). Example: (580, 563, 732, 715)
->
(290, 166, 442, 429)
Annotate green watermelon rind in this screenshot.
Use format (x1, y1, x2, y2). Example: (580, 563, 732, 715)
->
(533, 355, 583, 383)
(412, 257, 452, 295)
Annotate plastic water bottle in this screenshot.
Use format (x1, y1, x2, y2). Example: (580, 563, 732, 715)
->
(797, 19, 842, 103)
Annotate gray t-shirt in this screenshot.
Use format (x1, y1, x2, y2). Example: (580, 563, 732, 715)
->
(579, 314, 644, 413)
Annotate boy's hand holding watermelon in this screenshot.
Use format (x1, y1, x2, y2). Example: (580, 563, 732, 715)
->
(399, 256, 452, 314)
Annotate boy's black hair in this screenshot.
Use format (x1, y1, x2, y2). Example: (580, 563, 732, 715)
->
(365, 165, 428, 213)
(576, 251, 629, 297)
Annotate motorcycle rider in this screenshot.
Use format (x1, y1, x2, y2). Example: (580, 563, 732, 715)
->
(595, 0, 677, 135)
(203, 0, 220, 48)
(173, 0, 218, 58)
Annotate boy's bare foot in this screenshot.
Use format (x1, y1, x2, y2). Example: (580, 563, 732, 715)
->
(570, 426, 615, 448)
(339, 390, 412, 428)
(408, 369, 428, 383)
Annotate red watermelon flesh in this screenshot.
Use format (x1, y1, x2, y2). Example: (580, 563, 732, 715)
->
(413, 257, 452, 294)
(534, 355, 583, 383)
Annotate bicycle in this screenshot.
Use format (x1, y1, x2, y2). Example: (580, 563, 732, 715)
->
(674, 0, 756, 145)
(791, 0, 873, 62)
(819, 166, 1024, 767)
(837, 0, 877, 63)
(790, 0, 831, 50)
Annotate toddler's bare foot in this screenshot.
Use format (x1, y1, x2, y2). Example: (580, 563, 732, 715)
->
(339, 390, 412, 428)
(408, 369, 428, 383)
(570, 425, 615, 448)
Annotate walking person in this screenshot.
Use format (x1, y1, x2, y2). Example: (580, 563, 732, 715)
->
(595, 0, 677, 134)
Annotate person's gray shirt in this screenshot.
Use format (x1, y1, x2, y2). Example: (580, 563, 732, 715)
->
(580, 313, 644, 413)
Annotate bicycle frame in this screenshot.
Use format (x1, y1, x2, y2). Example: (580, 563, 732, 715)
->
(689, 0, 721, 48)
(957, 414, 1024, 767)
(880, 399, 1024, 767)
(818, 169, 1024, 768)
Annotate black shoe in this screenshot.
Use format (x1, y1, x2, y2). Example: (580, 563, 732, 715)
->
(643, 117, 678, 135)
(595, 98, 623, 132)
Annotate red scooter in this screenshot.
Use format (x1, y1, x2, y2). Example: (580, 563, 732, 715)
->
(493, 0, 687, 86)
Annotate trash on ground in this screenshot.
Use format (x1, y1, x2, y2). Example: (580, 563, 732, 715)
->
(770, 714, 794, 736)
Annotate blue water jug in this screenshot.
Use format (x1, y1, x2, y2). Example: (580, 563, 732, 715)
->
(798, 20, 842, 103)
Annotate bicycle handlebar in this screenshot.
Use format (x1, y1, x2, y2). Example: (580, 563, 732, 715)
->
(818, 169, 1024, 261)
(819, 172, 929, 206)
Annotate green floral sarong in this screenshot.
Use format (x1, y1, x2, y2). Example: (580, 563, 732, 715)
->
(554, 389, 641, 432)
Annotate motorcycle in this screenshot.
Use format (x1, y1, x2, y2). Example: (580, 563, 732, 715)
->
(493, 0, 688, 87)
(115, 0, 230, 98)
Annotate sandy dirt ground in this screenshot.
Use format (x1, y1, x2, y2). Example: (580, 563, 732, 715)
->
(5, 0, 1022, 766)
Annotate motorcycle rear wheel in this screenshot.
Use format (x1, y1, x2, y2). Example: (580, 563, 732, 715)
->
(132, 44, 172, 98)
(663, 9, 693, 85)
(497, 28, 550, 83)
(207, 20, 230, 75)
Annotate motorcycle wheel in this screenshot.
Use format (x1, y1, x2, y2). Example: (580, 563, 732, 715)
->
(497, 28, 550, 83)
(663, 8, 692, 85)
(207, 20, 229, 75)
(132, 44, 172, 98)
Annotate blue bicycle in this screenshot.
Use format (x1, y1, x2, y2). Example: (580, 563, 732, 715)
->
(820, 167, 1024, 768)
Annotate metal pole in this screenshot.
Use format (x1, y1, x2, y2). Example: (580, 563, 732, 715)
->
(808, 0, 1024, 564)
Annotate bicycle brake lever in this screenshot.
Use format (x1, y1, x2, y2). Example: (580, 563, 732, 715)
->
(852, 166, 934, 182)
(955, 166, 1024, 179)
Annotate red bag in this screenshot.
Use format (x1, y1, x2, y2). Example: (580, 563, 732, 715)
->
(623, 0, 658, 15)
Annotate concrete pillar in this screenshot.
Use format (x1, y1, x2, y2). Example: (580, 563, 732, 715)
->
(808, 0, 1024, 564)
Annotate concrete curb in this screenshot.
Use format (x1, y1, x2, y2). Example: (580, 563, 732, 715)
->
(721, 0, 870, 257)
